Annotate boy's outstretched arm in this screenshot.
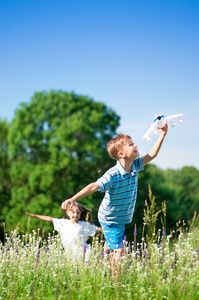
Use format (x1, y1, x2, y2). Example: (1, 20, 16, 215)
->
(25, 212, 53, 223)
(142, 124, 168, 166)
(61, 182, 99, 210)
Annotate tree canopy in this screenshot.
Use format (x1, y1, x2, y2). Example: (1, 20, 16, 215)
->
(130, 164, 199, 239)
(0, 120, 11, 239)
(5, 91, 120, 234)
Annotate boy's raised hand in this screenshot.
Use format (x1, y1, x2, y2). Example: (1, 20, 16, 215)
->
(158, 123, 168, 136)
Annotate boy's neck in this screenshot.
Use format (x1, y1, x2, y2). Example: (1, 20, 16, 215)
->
(119, 158, 134, 173)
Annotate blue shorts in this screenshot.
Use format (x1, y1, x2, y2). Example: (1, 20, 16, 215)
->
(100, 222, 125, 250)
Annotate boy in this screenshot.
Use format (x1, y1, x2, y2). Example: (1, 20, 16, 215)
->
(61, 125, 168, 269)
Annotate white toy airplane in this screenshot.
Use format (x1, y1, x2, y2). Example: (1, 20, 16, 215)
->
(142, 113, 183, 142)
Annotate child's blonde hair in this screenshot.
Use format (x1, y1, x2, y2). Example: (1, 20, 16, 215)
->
(107, 134, 131, 160)
(64, 202, 93, 224)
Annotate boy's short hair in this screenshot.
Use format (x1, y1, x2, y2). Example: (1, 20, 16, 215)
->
(107, 134, 131, 160)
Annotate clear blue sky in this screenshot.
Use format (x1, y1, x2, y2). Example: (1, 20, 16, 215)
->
(0, 0, 198, 169)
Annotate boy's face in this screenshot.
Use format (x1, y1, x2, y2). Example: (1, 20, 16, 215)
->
(67, 206, 81, 224)
(120, 138, 140, 160)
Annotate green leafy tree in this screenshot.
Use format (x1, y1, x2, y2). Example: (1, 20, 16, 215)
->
(130, 164, 199, 241)
(0, 119, 11, 239)
(165, 167, 199, 227)
(6, 91, 120, 234)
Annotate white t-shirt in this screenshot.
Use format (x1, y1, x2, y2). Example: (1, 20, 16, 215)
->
(53, 218, 98, 250)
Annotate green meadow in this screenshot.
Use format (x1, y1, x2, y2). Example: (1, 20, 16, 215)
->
(1, 215, 199, 300)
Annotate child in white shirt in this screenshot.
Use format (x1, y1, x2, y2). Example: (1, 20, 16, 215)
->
(25, 202, 102, 255)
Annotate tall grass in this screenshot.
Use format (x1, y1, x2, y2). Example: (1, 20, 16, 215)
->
(1, 191, 199, 299)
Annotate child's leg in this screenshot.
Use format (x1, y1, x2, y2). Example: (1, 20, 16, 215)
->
(111, 247, 124, 280)
(100, 222, 125, 280)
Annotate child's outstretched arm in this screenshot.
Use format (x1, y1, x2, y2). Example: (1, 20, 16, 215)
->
(142, 124, 168, 166)
(25, 212, 53, 223)
(61, 182, 99, 210)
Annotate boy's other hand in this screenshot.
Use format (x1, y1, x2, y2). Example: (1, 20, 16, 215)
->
(61, 199, 74, 210)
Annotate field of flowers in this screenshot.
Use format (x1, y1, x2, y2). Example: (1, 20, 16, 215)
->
(1, 189, 199, 300)
(0, 224, 199, 300)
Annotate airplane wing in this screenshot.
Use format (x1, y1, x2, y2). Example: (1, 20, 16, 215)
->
(165, 114, 183, 122)
(142, 122, 157, 141)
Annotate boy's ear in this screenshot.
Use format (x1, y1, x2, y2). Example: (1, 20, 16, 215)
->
(118, 151, 125, 158)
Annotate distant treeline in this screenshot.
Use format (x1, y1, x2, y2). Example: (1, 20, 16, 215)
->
(0, 91, 198, 242)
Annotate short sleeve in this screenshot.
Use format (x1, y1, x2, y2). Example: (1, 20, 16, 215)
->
(97, 171, 113, 193)
(53, 218, 67, 232)
(133, 157, 144, 172)
(84, 223, 98, 237)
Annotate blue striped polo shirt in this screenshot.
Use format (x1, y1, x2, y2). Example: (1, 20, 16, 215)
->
(97, 157, 144, 224)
